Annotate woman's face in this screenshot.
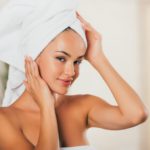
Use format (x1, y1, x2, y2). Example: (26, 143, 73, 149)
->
(36, 29, 87, 95)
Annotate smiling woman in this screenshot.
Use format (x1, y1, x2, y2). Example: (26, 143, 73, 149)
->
(0, 0, 149, 150)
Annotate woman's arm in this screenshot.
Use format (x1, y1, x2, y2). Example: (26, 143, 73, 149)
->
(86, 53, 148, 129)
(35, 103, 59, 150)
(77, 13, 148, 129)
(91, 53, 148, 122)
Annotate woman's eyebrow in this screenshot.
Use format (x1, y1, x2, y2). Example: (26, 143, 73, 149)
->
(55, 50, 85, 59)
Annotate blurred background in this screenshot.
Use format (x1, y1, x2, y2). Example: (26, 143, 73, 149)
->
(0, 0, 150, 150)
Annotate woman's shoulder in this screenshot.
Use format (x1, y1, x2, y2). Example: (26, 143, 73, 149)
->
(64, 94, 105, 116)
(65, 93, 96, 106)
(0, 107, 13, 122)
(0, 106, 19, 123)
(0, 106, 21, 133)
(63, 94, 94, 115)
(0, 107, 18, 147)
(63, 94, 87, 107)
(65, 93, 89, 102)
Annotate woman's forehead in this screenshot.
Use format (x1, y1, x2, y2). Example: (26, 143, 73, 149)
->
(46, 30, 87, 56)
(52, 50, 85, 59)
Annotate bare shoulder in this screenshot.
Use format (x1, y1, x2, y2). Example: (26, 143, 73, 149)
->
(65, 93, 105, 109)
(0, 107, 20, 126)
(0, 107, 33, 150)
(64, 94, 102, 120)
(64, 94, 92, 110)
(0, 107, 18, 133)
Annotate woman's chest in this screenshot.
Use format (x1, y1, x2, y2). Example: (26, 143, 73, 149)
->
(20, 104, 88, 147)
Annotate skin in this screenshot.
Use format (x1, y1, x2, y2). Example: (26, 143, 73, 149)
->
(0, 13, 148, 150)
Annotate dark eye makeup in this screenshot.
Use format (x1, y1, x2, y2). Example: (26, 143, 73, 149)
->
(56, 56, 65, 62)
(55, 56, 83, 65)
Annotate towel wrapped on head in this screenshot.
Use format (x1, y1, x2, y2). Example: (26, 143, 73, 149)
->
(0, 0, 87, 106)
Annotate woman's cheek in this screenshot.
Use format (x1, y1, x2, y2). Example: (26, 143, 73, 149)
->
(48, 61, 64, 79)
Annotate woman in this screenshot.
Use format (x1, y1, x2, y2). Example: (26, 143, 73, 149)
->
(0, 11, 148, 150)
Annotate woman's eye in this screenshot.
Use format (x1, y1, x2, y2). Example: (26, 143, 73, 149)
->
(56, 57, 82, 65)
(74, 60, 82, 65)
(56, 57, 65, 62)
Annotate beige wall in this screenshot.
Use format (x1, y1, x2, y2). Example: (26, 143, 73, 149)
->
(140, 0, 150, 149)
(0, 0, 8, 8)
(146, 4, 150, 150)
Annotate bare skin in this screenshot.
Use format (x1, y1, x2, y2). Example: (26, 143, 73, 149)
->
(0, 13, 148, 150)
(0, 93, 90, 148)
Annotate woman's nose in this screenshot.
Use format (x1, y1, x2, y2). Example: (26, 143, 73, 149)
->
(64, 63, 75, 77)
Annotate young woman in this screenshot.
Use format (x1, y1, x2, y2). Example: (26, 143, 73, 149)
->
(0, 14, 148, 150)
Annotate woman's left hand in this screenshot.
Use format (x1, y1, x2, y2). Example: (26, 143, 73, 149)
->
(76, 12, 104, 63)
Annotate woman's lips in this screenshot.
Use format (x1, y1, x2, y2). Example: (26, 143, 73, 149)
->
(58, 79, 72, 86)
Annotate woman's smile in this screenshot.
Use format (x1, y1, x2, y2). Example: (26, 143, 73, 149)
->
(57, 78, 72, 87)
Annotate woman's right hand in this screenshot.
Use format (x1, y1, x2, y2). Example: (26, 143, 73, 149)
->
(23, 56, 55, 109)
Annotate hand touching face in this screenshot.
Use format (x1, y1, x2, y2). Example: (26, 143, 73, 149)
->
(24, 56, 55, 109)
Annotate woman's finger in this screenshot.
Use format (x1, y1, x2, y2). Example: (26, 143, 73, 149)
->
(76, 12, 88, 24)
(26, 56, 33, 82)
(76, 12, 93, 31)
(27, 56, 40, 79)
(23, 79, 30, 92)
(28, 56, 35, 76)
(25, 56, 30, 81)
(24, 57, 27, 77)
(24, 57, 31, 92)
(33, 61, 40, 78)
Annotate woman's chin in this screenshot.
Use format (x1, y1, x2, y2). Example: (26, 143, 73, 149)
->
(51, 87, 69, 95)
(47, 81, 71, 95)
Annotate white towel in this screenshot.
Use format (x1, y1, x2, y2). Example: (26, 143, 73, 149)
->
(60, 145, 96, 150)
(0, 0, 87, 106)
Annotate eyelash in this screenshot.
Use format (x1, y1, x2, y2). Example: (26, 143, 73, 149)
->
(56, 57, 82, 65)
